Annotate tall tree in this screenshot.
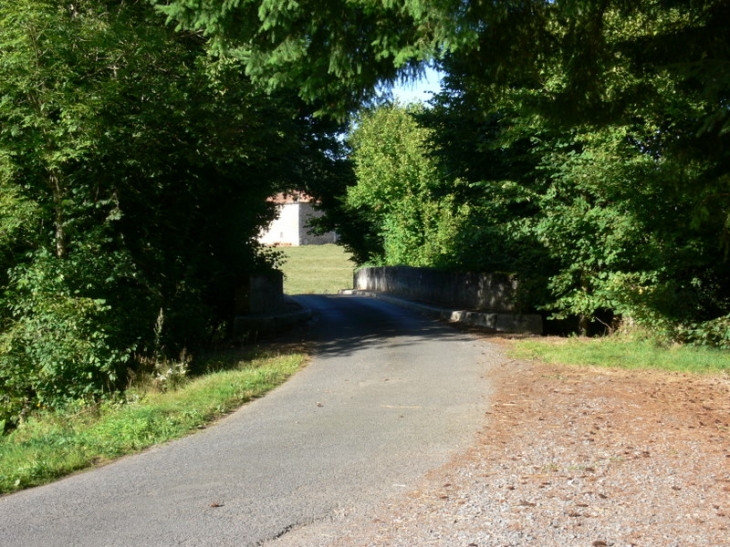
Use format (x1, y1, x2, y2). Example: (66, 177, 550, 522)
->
(420, 2, 730, 334)
(0, 0, 343, 427)
(343, 103, 465, 266)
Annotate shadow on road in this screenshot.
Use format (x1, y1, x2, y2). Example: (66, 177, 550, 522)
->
(282, 294, 475, 358)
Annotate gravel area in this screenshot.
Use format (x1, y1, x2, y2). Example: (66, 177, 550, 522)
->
(270, 339, 730, 547)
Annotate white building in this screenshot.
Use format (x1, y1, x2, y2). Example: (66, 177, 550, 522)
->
(258, 192, 337, 246)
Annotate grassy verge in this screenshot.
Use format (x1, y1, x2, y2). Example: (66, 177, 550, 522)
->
(0, 350, 305, 495)
(279, 244, 354, 294)
(510, 336, 730, 374)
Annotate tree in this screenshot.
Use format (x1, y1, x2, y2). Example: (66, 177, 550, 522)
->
(0, 0, 344, 428)
(339, 103, 466, 267)
(420, 6, 730, 334)
(156, 0, 463, 115)
(157, 0, 730, 129)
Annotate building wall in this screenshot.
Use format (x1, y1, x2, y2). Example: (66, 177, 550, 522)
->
(259, 202, 337, 246)
(259, 202, 301, 246)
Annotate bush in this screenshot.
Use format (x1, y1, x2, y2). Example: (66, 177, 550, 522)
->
(676, 315, 730, 350)
(0, 249, 136, 430)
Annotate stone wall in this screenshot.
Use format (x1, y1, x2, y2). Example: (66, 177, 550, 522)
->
(354, 266, 519, 312)
(235, 271, 285, 315)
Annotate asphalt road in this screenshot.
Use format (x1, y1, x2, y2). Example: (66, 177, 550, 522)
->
(0, 295, 498, 547)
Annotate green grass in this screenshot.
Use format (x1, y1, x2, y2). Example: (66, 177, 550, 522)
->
(0, 350, 305, 495)
(511, 336, 730, 374)
(279, 244, 354, 294)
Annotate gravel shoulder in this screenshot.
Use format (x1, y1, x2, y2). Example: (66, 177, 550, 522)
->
(273, 337, 730, 547)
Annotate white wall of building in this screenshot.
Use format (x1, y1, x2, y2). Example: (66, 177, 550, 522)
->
(259, 203, 300, 246)
(259, 202, 337, 246)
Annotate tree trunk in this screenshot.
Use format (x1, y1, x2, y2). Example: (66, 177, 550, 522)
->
(49, 170, 66, 258)
(578, 313, 590, 336)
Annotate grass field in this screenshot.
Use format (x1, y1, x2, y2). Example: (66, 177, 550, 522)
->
(278, 244, 355, 295)
(511, 336, 730, 374)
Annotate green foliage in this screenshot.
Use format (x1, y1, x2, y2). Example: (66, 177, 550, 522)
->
(415, 2, 730, 335)
(156, 0, 459, 115)
(423, 83, 730, 332)
(158, 0, 730, 122)
(0, 0, 344, 428)
(0, 246, 137, 422)
(676, 315, 730, 350)
(343, 103, 467, 267)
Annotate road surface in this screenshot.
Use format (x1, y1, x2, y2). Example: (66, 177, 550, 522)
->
(0, 295, 499, 547)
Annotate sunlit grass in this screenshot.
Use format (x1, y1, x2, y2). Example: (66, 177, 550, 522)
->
(511, 336, 730, 374)
(0, 351, 305, 494)
(279, 244, 354, 294)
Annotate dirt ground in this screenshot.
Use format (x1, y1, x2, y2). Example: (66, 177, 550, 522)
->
(277, 337, 730, 547)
